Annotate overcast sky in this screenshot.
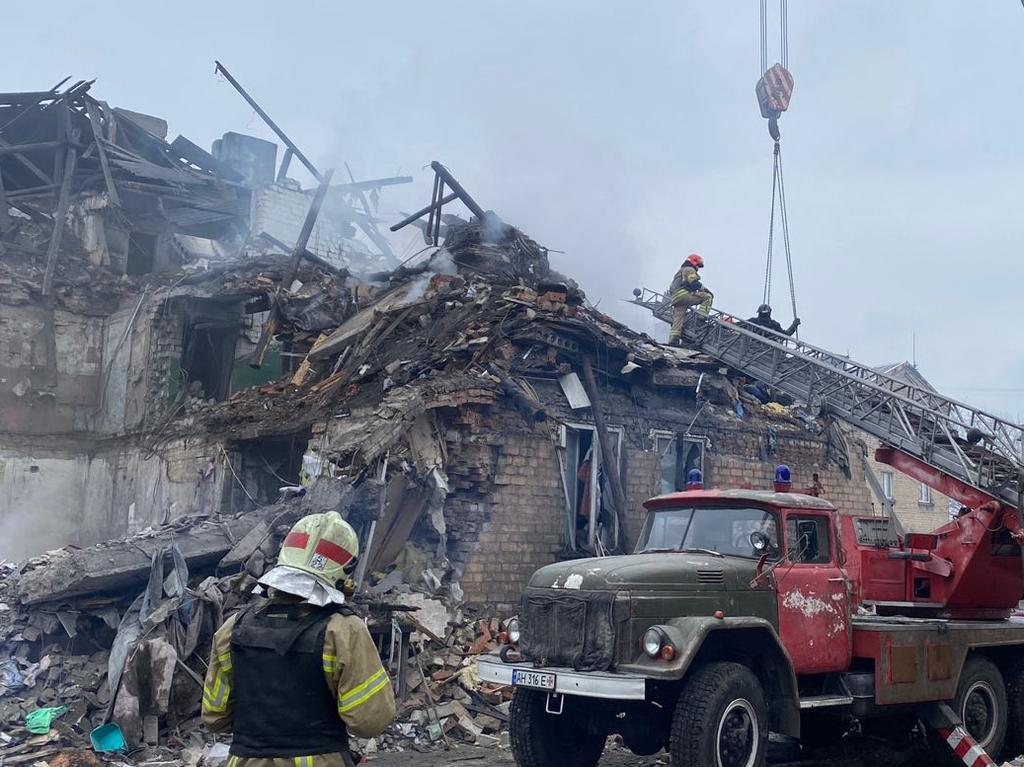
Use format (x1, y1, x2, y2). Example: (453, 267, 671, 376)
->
(6, 2, 1023, 418)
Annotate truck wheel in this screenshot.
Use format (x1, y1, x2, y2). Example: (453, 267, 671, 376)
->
(1000, 656, 1024, 760)
(510, 689, 605, 767)
(932, 655, 1008, 762)
(955, 655, 1007, 759)
(670, 662, 768, 767)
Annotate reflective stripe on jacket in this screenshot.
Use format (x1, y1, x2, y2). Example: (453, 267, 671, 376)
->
(202, 604, 396, 741)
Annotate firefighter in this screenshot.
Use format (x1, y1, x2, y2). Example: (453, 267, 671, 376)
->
(667, 254, 713, 345)
(202, 511, 396, 767)
(747, 304, 800, 337)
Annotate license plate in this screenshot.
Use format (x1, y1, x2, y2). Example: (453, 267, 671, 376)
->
(512, 669, 556, 691)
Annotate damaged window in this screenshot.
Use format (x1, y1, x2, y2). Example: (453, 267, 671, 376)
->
(637, 506, 779, 558)
(652, 432, 705, 494)
(561, 424, 622, 554)
(222, 436, 307, 513)
(126, 231, 157, 275)
(181, 319, 240, 403)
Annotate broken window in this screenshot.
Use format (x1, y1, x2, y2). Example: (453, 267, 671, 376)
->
(560, 423, 622, 554)
(222, 435, 307, 513)
(181, 319, 239, 403)
(652, 431, 705, 493)
(126, 231, 157, 275)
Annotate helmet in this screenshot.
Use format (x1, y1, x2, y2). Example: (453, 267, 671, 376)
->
(774, 464, 792, 484)
(277, 511, 359, 588)
(684, 254, 704, 269)
(757, 304, 772, 315)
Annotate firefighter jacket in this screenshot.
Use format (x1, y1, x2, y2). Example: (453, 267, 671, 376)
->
(669, 265, 703, 303)
(202, 598, 396, 762)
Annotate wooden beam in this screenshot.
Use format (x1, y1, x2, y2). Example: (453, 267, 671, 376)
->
(0, 135, 52, 185)
(83, 97, 120, 205)
(40, 137, 77, 297)
(580, 357, 631, 548)
(214, 60, 323, 182)
(345, 161, 395, 262)
(0, 140, 68, 156)
(0, 166, 10, 234)
(250, 169, 334, 367)
(277, 146, 293, 181)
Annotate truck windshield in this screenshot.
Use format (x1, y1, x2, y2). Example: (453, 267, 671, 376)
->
(636, 506, 780, 559)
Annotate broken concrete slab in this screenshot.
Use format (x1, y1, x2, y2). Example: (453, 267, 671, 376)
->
(17, 507, 290, 605)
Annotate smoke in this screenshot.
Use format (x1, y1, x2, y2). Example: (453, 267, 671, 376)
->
(401, 248, 459, 303)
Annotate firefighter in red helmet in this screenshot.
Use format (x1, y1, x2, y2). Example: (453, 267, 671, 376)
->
(667, 254, 713, 346)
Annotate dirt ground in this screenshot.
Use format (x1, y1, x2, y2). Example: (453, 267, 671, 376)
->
(360, 738, 920, 767)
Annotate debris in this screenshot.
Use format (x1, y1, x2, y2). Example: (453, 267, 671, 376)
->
(25, 706, 67, 734)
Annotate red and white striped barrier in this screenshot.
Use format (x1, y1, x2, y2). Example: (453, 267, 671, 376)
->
(935, 726, 996, 767)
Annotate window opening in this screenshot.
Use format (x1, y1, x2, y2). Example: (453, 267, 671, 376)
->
(785, 515, 831, 564)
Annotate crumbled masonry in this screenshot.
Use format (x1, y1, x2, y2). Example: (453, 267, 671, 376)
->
(0, 75, 895, 766)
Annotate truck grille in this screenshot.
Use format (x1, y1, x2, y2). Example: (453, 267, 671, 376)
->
(697, 569, 725, 585)
(519, 589, 617, 672)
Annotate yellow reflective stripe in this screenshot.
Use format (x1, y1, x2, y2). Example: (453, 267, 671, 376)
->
(322, 653, 336, 673)
(227, 758, 240, 767)
(217, 651, 232, 671)
(338, 668, 389, 713)
(203, 670, 231, 712)
(292, 758, 313, 767)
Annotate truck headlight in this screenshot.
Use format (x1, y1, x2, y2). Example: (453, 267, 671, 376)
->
(506, 618, 521, 645)
(643, 626, 676, 660)
(643, 627, 664, 657)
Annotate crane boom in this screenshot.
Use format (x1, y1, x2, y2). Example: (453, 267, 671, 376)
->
(630, 289, 1024, 509)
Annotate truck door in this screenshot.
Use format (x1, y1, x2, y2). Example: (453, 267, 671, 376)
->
(775, 512, 853, 674)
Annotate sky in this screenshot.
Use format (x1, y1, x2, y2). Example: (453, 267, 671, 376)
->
(6, 1, 1024, 419)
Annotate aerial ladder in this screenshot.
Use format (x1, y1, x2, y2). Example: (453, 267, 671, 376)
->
(630, 293, 1024, 514)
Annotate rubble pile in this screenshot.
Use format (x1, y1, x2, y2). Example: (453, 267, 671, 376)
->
(0, 481, 517, 764)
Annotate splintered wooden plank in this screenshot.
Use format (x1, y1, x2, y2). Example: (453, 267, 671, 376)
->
(40, 136, 77, 297)
(83, 96, 120, 205)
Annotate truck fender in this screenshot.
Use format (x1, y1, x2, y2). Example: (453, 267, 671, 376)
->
(618, 616, 800, 738)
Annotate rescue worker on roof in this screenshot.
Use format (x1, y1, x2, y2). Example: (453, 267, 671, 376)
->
(202, 511, 396, 767)
(667, 254, 713, 346)
(747, 304, 800, 337)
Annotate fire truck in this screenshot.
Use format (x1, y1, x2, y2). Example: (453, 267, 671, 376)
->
(478, 305, 1024, 767)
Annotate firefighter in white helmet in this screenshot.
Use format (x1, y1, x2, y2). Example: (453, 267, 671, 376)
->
(202, 511, 395, 767)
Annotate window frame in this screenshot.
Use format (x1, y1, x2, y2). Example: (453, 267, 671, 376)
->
(783, 512, 834, 565)
(880, 470, 895, 502)
(918, 483, 933, 506)
(649, 430, 706, 494)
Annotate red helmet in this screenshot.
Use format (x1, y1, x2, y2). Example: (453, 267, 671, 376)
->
(684, 253, 704, 268)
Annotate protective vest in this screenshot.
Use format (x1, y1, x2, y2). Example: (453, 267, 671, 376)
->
(229, 602, 355, 758)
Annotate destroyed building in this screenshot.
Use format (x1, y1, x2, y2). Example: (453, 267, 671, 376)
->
(0, 73, 900, 761)
(0, 79, 412, 558)
(0, 79, 884, 612)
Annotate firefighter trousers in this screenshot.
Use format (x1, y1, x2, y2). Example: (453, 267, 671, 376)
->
(669, 290, 713, 342)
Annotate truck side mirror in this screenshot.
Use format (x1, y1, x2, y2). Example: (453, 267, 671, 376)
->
(796, 520, 819, 562)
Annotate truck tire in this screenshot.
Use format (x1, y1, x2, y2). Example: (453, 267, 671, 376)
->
(1000, 656, 1024, 760)
(670, 662, 768, 767)
(510, 689, 605, 767)
(931, 655, 1008, 763)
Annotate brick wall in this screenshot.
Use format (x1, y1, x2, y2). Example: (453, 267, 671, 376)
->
(251, 181, 378, 272)
(625, 448, 660, 547)
(864, 434, 952, 531)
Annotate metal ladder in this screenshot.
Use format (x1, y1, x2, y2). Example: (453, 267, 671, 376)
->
(630, 288, 1024, 508)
